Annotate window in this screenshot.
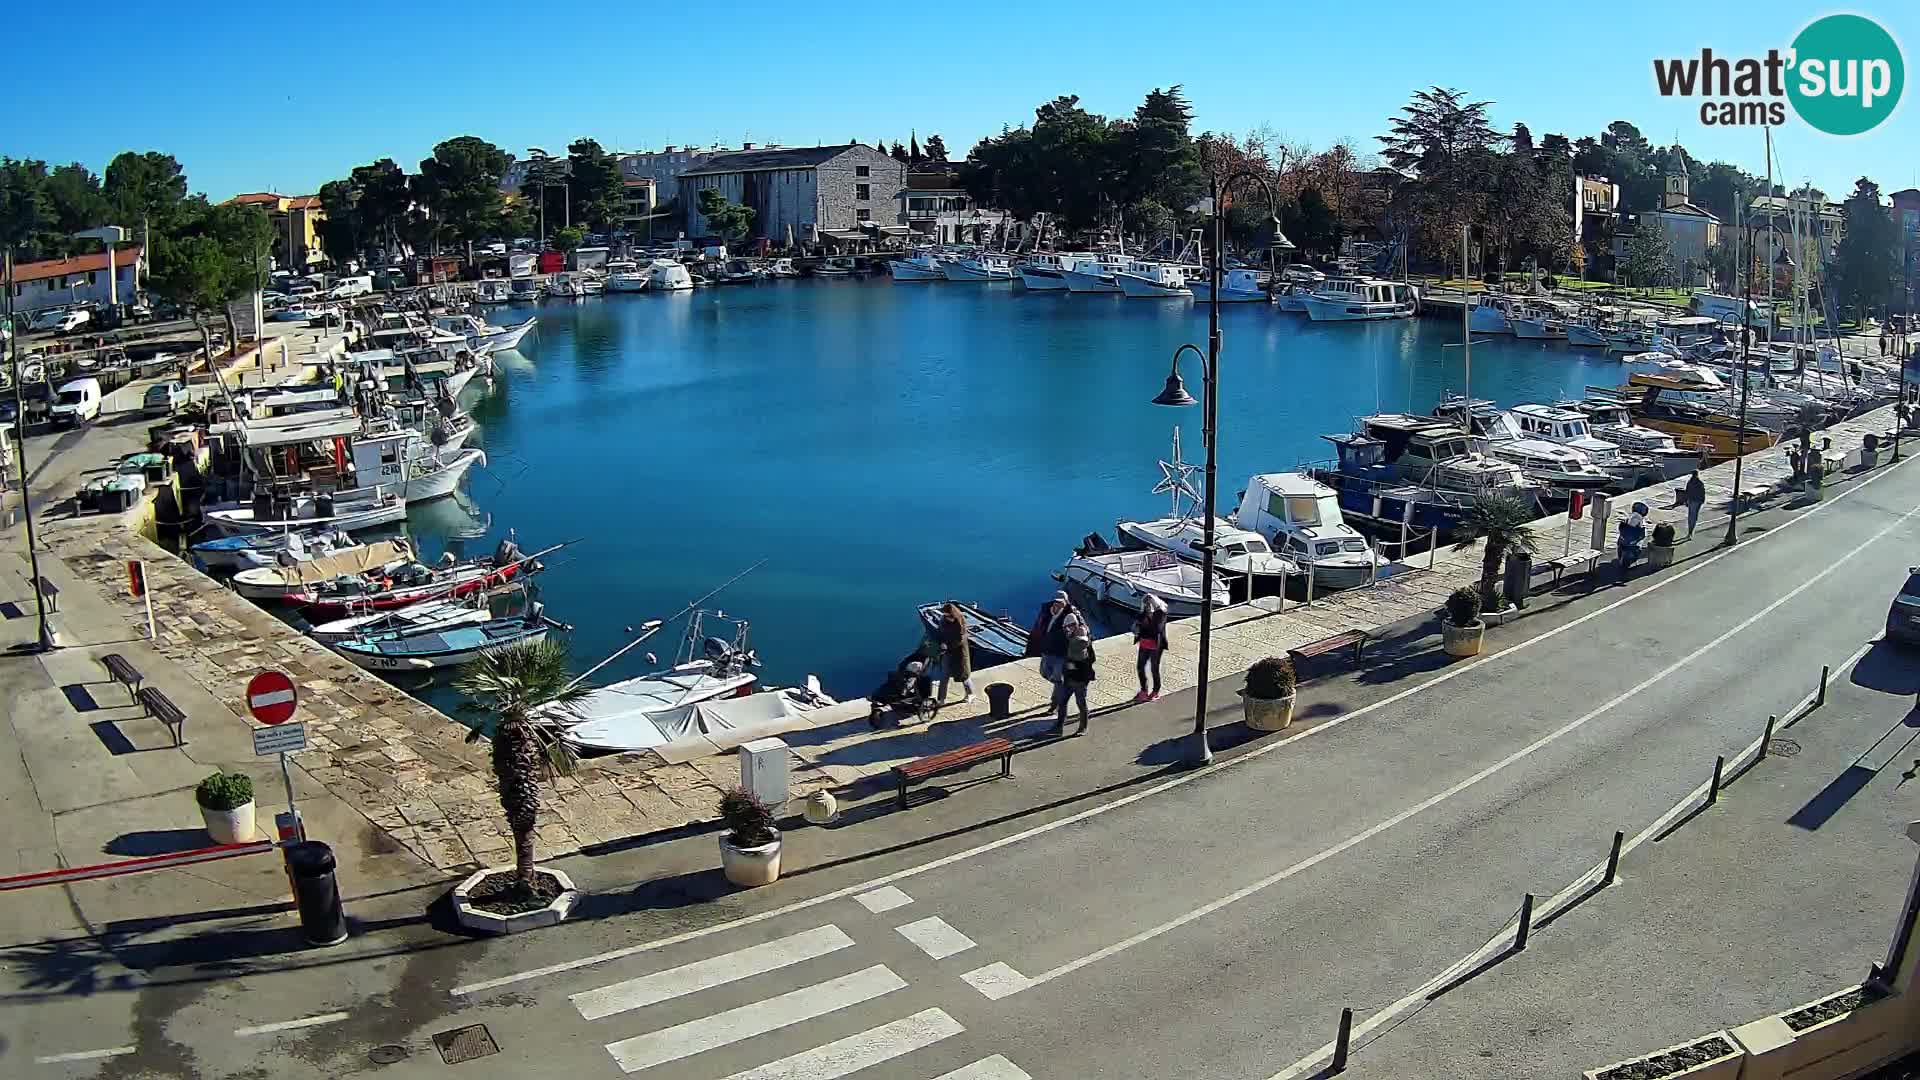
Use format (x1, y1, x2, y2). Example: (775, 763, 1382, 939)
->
(1283, 495, 1322, 525)
(855, 184, 870, 200)
(856, 209, 871, 221)
(855, 165, 870, 177)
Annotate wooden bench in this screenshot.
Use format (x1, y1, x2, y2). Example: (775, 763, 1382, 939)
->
(1543, 549, 1603, 585)
(35, 576, 58, 612)
(1288, 629, 1369, 668)
(100, 653, 144, 702)
(892, 737, 1013, 810)
(136, 686, 187, 747)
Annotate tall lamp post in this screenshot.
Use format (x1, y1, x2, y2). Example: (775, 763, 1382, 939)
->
(1151, 168, 1289, 767)
(1723, 206, 1767, 548)
(4, 251, 56, 651)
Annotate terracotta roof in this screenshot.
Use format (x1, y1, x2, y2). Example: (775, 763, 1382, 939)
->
(229, 192, 284, 205)
(11, 247, 144, 284)
(285, 195, 322, 210)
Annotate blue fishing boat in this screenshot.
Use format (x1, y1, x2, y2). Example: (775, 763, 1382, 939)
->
(332, 612, 555, 672)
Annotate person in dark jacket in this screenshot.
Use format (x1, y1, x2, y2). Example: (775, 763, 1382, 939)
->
(935, 601, 973, 705)
(1682, 471, 1707, 538)
(1133, 595, 1168, 702)
(1027, 591, 1075, 687)
(1054, 620, 1096, 735)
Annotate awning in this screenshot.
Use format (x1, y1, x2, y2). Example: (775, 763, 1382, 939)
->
(871, 224, 910, 236)
(822, 229, 865, 241)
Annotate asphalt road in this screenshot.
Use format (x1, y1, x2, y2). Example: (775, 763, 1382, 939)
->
(6, 450, 1920, 1079)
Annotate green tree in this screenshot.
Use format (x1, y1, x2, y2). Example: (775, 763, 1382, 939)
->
(454, 639, 588, 890)
(1287, 187, 1339, 258)
(0, 158, 51, 254)
(1119, 86, 1201, 217)
(1703, 238, 1738, 292)
(315, 179, 361, 264)
(923, 134, 949, 165)
(349, 158, 412, 255)
(566, 139, 624, 233)
(1832, 177, 1898, 319)
(148, 201, 270, 364)
(550, 225, 583, 254)
(102, 151, 188, 234)
(416, 136, 510, 251)
(695, 188, 754, 242)
(1377, 87, 1503, 261)
(1623, 219, 1674, 291)
(890, 141, 910, 164)
(1455, 494, 1539, 611)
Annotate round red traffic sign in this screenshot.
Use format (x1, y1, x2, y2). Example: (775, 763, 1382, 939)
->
(246, 670, 298, 725)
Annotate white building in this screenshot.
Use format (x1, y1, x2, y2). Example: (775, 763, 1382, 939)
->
(7, 247, 143, 317)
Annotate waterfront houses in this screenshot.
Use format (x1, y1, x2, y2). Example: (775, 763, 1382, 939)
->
(679, 143, 906, 246)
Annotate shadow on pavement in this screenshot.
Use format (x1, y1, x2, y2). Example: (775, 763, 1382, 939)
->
(1788, 765, 1877, 831)
(1852, 640, 1920, 696)
(103, 829, 219, 857)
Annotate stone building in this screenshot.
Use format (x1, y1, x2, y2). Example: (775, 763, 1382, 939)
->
(678, 144, 905, 245)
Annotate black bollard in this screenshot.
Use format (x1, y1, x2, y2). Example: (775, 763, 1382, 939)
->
(985, 683, 1015, 720)
(285, 841, 349, 947)
(1330, 1007, 1353, 1073)
(1603, 830, 1624, 887)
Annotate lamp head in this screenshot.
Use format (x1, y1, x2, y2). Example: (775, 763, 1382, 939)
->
(1152, 370, 1198, 407)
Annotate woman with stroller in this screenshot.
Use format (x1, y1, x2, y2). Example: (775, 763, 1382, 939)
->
(935, 601, 974, 705)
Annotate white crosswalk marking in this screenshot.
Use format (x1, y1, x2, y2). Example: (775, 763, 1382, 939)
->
(853, 885, 913, 913)
(603, 964, 907, 1074)
(715, 1007, 962, 1080)
(935, 1056, 1035, 1080)
(960, 961, 1033, 1000)
(894, 915, 976, 960)
(572, 925, 855, 1021)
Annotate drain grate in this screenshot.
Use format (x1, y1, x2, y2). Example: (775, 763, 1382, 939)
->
(368, 1044, 410, 1065)
(433, 1024, 500, 1065)
(1768, 738, 1802, 758)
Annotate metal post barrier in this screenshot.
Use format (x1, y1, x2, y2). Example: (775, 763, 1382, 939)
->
(1330, 1007, 1353, 1073)
(1708, 755, 1726, 805)
(1760, 714, 1777, 759)
(1306, 560, 1316, 606)
(1604, 830, 1624, 886)
(1516, 893, 1535, 951)
(1817, 664, 1830, 708)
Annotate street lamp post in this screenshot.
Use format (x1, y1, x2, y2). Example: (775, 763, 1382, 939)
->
(1724, 212, 1759, 548)
(527, 148, 551, 250)
(4, 250, 56, 651)
(1152, 168, 1289, 767)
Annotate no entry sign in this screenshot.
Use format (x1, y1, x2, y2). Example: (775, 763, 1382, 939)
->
(246, 670, 298, 725)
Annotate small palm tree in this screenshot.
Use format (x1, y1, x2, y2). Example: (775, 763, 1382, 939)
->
(454, 639, 590, 891)
(1454, 494, 1539, 611)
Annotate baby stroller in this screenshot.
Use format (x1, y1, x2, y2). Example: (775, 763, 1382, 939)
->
(869, 649, 939, 726)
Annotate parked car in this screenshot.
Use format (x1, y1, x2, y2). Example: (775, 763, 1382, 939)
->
(1886, 568, 1920, 645)
(49, 377, 102, 427)
(142, 380, 187, 416)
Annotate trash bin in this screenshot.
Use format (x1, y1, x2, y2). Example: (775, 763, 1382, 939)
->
(1504, 549, 1533, 611)
(986, 683, 1015, 720)
(284, 841, 349, 946)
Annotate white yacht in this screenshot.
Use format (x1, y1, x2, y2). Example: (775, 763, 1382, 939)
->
(474, 279, 512, 305)
(1468, 294, 1518, 335)
(1016, 251, 1089, 291)
(1062, 252, 1132, 293)
(1511, 300, 1572, 341)
(1431, 396, 1614, 495)
(1114, 515, 1296, 597)
(764, 258, 800, 278)
(606, 260, 649, 292)
(1271, 283, 1313, 313)
(1190, 268, 1268, 303)
(548, 272, 587, 298)
(432, 312, 535, 352)
(1115, 261, 1201, 299)
(646, 258, 694, 291)
(1560, 399, 1705, 479)
(889, 251, 950, 281)
(1230, 473, 1378, 590)
(941, 252, 1016, 281)
(1302, 278, 1418, 321)
(1057, 539, 1230, 617)
(550, 612, 762, 752)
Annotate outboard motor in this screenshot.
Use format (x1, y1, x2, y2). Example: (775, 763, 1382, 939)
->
(493, 538, 522, 567)
(252, 489, 274, 522)
(1078, 532, 1112, 555)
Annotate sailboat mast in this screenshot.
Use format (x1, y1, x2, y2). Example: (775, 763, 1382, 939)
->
(1461, 225, 1472, 410)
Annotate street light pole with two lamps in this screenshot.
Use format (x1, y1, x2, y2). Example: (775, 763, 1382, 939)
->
(1151, 167, 1292, 767)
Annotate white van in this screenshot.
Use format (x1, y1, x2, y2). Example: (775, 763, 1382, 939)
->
(50, 378, 102, 426)
(326, 275, 373, 299)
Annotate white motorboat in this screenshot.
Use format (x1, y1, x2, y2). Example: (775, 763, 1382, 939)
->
(1231, 472, 1378, 590)
(1272, 283, 1312, 313)
(1114, 516, 1296, 597)
(1057, 542, 1230, 616)
(647, 258, 693, 291)
(333, 611, 553, 671)
(548, 272, 587, 298)
(1190, 268, 1268, 303)
(1348, 413, 1544, 502)
(205, 490, 409, 536)
(889, 251, 950, 281)
(1566, 320, 1612, 348)
(563, 682, 833, 755)
(1511, 300, 1572, 341)
(1559, 399, 1705, 479)
(941, 252, 1015, 281)
(308, 595, 494, 645)
(1115, 261, 1201, 298)
(606, 260, 649, 293)
(1302, 278, 1418, 321)
(432, 313, 535, 352)
(1062, 252, 1131, 293)
(1507, 402, 1656, 487)
(765, 258, 799, 278)
(1017, 251, 1088, 291)
(474, 279, 512, 305)
(547, 611, 761, 751)
(230, 540, 414, 600)
(1433, 395, 1620, 491)
(338, 446, 485, 504)
(190, 527, 354, 572)
(1468, 294, 1518, 335)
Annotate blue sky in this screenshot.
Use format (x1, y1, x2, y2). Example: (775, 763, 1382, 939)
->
(10, 1, 1916, 202)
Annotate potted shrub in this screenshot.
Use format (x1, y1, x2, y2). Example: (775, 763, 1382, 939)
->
(1443, 586, 1484, 658)
(1648, 521, 1678, 569)
(196, 771, 256, 844)
(718, 787, 782, 888)
(1241, 656, 1297, 732)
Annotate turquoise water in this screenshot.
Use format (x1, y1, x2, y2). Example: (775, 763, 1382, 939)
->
(403, 280, 1627, 702)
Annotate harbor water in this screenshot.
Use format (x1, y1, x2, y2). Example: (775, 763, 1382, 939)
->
(403, 279, 1633, 706)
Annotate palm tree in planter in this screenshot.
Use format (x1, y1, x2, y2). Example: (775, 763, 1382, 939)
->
(1455, 493, 1539, 615)
(1241, 656, 1297, 732)
(454, 639, 590, 907)
(1443, 585, 1483, 657)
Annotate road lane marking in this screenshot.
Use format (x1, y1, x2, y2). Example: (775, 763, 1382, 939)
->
(603, 964, 905, 1074)
(33, 1047, 137, 1063)
(894, 915, 975, 960)
(572, 925, 854, 1021)
(936, 1056, 1035, 1080)
(233, 1012, 349, 1037)
(960, 961, 1033, 1000)
(854, 886, 913, 913)
(450, 451, 1917, 1000)
(715, 1007, 962, 1080)
(1019, 495, 1920, 996)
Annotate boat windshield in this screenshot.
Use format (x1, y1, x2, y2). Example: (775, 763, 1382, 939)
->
(1242, 538, 1271, 554)
(1314, 541, 1342, 556)
(1218, 542, 1249, 556)
(1275, 493, 1333, 526)
(1342, 539, 1369, 553)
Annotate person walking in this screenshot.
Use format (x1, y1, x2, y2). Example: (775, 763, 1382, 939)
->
(1054, 620, 1096, 735)
(1027, 591, 1074, 689)
(1682, 471, 1707, 538)
(935, 601, 974, 705)
(1133, 595, 1168, 702)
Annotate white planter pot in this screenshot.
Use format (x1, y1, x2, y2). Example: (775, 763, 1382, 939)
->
(1648, 543, 1677, 569)
(201, 800, 256, 844)
(1443, 621, 1484, 658)
(1242, 692, 1296, 732)
(450, 866, 581, 935)
(720, 833, 783, 888)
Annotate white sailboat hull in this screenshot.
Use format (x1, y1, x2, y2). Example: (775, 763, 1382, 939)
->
(1115, 272, 1193, 299)
(1017, 268, 1070, 290)
(1303, 296, 1413, 321)
(889, 261, 946, 281)
(1191, 283, 1267, 303)
(206, 500, 408, 537)
(337, 449, 485, 505)
(480, 318, 536, 350)
(940, 260, 1010, 281)
(1062, 269, 1120, 293)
